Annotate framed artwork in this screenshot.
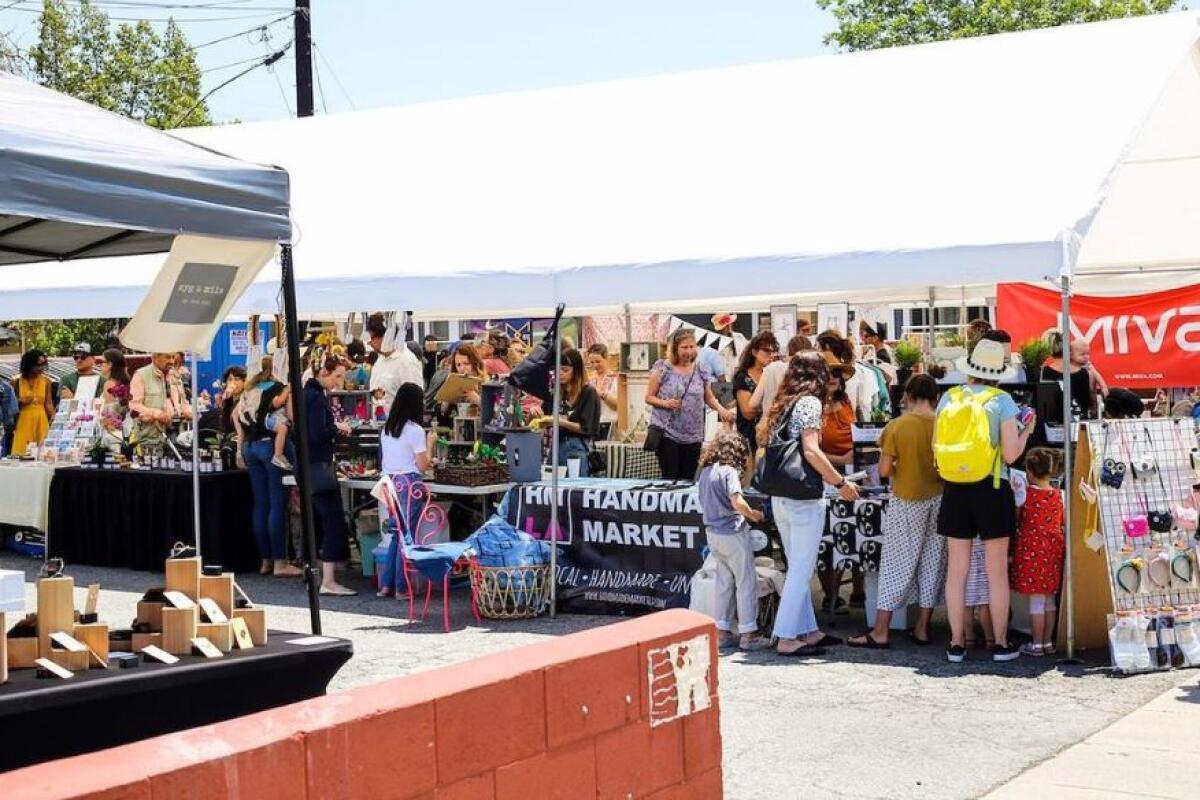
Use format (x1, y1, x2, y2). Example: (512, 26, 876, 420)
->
(621, 342, 655, 372)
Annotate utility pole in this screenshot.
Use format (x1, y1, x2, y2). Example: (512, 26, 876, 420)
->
(294, 0, 314, 118)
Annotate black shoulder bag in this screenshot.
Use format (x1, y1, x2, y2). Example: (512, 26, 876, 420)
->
(751, 400, 825, 500)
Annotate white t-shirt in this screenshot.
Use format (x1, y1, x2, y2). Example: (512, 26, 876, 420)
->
(380, 420, 427, 476)
(369, 348, 425, 409)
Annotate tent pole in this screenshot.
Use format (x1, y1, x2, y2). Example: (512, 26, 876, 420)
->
(548, 313, 562, 618)
(1059, 233, 1078, 663)
(281, 244, 323, 635)
(191, 350, 202, 563)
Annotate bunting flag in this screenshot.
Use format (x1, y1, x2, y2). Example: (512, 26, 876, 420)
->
(668, 316, 735, 354)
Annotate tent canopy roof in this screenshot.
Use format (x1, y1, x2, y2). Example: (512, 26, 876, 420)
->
(1, 11, 1198, 318)
(0, 70, 291, 266)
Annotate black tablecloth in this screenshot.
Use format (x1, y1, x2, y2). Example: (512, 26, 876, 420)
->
(0, 632, 352, 772)
(48, 467, 260, 573)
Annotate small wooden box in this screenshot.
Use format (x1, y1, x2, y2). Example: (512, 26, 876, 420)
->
(7, 637, 38, 670)
(73, 623, 110, 663)
(162, 606, 198, 656)
(196, 622, 233, 652)
(49, 648, 90, 672)
(165, 557, 201, 602)
(136, 601, 165, 631)
(232, 608, 267, 646)
(131, 632, 163, 652)
(36, 576, 75, 658)
(198, 574, 235, 620)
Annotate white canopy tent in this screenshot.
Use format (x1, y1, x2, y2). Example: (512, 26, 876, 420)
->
(2, 11, 1199, 320)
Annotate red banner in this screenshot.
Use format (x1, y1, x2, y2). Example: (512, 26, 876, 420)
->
(996, 282, 1200, 389)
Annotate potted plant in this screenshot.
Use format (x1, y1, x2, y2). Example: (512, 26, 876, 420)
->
(893, 340, 923, 386)
(1018, 338, 1052, 382)
(86, 437, 110, 468)
(205, 431, 239, 471)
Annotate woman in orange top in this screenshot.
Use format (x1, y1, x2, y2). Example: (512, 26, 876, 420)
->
(819, 351, 863, 609)
(12, 349, 55, 456)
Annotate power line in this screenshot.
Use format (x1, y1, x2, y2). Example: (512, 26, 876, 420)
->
(0, 1, 291, 23)
(312, 40, 353, 110)
(311, 39, 327, 114)
(171, 37, 287, 127)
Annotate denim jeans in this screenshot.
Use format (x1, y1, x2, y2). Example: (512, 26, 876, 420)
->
(558, 436, 591, 477)
(245, 438, 288, 560)
(771, 497, 826, 639)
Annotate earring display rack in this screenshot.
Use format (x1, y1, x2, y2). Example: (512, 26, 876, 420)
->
(1084, 418, 1200, 674)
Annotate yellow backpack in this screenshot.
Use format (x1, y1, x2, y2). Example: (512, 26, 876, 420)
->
(934, 386, 1002, 487)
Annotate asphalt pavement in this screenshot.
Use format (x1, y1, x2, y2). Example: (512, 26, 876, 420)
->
(2, 552, 1193, 799)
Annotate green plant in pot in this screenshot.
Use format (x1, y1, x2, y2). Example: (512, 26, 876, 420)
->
(86, 437, 110, 467)
(1018, 338, 1052, 381)
(205, 431, 238, 469)
(893, 341, 923, 386)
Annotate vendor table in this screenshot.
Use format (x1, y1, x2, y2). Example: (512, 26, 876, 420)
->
(47, 467, 259, 573)
(0, 461, 55, 531)
(0, 632, 352, 772)
(501, 479, 889, 616)
(284, 475, 513, 529)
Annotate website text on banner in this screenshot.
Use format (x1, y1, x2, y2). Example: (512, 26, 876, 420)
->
(996, 282, 1200, 389)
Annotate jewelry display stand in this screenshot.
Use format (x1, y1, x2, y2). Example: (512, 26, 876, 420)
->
(1080, 418, 1200, 673)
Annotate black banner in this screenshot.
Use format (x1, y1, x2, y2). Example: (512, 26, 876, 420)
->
(503, 481, 708, 615)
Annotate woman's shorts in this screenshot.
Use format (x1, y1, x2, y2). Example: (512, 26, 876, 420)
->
(937, 478, 1016, 541)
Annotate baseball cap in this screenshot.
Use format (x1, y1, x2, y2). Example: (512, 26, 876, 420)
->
(72, 342, 93, 356)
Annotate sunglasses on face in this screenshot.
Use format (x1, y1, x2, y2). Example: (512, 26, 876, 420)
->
(73, 354, 90, 361)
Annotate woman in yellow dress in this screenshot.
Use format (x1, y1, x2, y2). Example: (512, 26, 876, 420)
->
(12, 350, 54, 455)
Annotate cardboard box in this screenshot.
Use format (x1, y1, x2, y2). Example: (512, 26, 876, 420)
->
(196, 622, 233, 653)
(165, 557, 201, 602)
(232, 608, 267, 646)
(162, 606, 198, 656)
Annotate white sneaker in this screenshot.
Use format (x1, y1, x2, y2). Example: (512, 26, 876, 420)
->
(271, 455, 294, 471)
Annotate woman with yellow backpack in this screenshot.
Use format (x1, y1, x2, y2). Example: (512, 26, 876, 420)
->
(934, 331, 1036, 664)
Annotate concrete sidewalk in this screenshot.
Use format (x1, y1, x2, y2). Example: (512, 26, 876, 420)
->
(984, 677, 1200, 799)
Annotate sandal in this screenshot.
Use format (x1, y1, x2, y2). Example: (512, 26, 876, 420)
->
(809, 633, 843, 648)
(777, 644, 827, 657)
(847, 632, 889, 649)
(909, 631, 932, 646)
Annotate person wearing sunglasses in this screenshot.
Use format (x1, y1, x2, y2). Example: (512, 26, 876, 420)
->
(731, 330, 780, 462)
(11, 349, 54, 456)
(59, 342, 102, 401)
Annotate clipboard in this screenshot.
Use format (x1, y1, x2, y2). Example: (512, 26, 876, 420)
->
(435, 373, 482, 404)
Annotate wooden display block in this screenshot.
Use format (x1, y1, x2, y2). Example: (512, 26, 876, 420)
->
(136, 601, 165, 631)
(232, 608, 267, 646)
(74, 623, 110, 663)
(7, 636, 38, 670)
(0, 613, 6, 684)
(196, 622, 233, 652)
(162, 606, 198, 656)
(131, 632, 163, 652)
(198, 574, 235, 619)
(165, 557, 201, 602)
(49, 648, 89, 672)
(36, 576, 75, 658)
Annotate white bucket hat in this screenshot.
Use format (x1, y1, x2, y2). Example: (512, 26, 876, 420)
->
(955, 338, 1018, 382)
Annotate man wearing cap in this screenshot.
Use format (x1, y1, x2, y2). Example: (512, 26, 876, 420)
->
(59, 343, 103, 401)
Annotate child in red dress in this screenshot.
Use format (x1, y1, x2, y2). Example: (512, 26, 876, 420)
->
(1011, 448, 1065, 657)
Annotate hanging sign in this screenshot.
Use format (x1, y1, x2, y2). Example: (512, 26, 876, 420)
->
(120, 235, 276, 360)
(996, 282, 1200, 389)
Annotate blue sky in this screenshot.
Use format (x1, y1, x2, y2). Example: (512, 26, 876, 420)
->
(0, 1, 836, 122)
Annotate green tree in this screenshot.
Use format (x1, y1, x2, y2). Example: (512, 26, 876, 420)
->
(4, 319, 122, 357)
(24, 0, 208, 128)
(817, 0, 1182, 51)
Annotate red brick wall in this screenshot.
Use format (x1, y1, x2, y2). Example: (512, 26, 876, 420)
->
(4, 609, 723, 799)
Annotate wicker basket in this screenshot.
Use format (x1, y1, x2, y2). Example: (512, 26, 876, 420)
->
(433, 462, 510, 487)
(470, 561, 552, 619)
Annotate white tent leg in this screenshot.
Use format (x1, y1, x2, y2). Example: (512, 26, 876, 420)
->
(548, 321, 562, 618)
(191, 350, 202, 563)
(1059, 233, 1077, 663)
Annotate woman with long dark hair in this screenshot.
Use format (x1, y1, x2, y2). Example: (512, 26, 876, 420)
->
(97, 349, 133, 447)
(764, 352, 860, 656)
(11, 349, 53, 456)
(732, 330, 779, 456)
(303, 356, 356, 595)
(378, 382, 437, 597)
(555, 348, 601, 476)
(645, 328, 735, 480)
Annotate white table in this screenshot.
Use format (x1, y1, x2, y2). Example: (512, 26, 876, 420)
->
(283, 475, 513, 519)
(0, 461, 55, 530)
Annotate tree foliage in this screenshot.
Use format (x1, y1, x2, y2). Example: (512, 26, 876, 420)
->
(20, 0, 208, 128)
(4, 319, 122, 357)
(817, 0, 1182, 51)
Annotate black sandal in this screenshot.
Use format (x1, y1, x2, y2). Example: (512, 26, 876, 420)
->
(778, 644, 827, 657)
(810, 633, 843, 648)
(847, 632, 889, 649)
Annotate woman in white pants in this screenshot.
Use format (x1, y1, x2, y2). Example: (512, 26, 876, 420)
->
(765, 352, 860, 657)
